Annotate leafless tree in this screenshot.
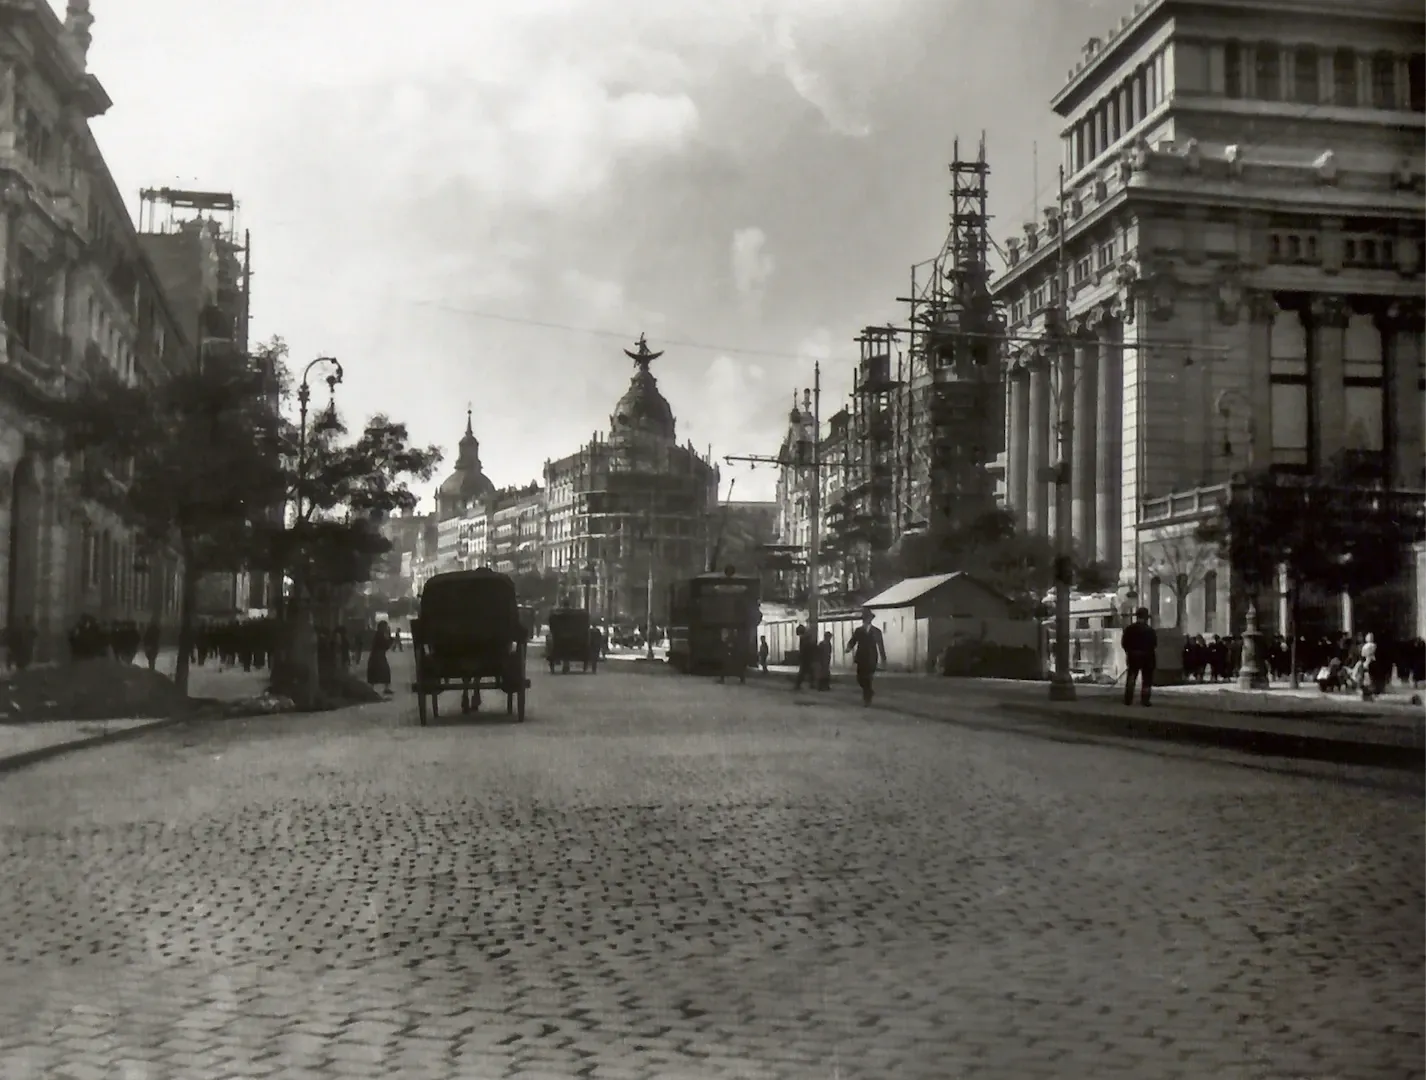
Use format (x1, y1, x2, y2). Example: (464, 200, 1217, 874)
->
(1144, 527, 1220, 630)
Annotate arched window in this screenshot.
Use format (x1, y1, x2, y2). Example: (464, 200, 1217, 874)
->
(1294, 46, 1319, 104)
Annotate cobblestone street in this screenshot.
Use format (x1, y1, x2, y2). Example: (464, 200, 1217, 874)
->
(1, 661, 1421, 1079)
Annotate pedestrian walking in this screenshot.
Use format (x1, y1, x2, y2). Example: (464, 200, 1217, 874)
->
(367, 619, 394, 697)
(142, 619, 161, 671)
(816, 631, 833, 691)
(1121, 606, 1157, 706)
(758, 635, 769, 673)
(1356, 632, 1379, 700)
(844, 609, 887, 706)
(793, 625, 816, 690)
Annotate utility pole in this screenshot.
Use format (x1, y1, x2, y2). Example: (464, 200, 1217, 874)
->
(727, 361, 826, 640)
(1048, 165, 1076, 703)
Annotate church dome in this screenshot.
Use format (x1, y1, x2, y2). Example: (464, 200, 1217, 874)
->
(609, 334, 676, 443)
(437, 408, 496, 519)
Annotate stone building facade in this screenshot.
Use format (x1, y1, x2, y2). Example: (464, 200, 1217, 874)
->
(991, 0, 1424, 638)
(771, 401, 857, 607)
(0, 1, 193, 661)
(543, 336, 719, 621)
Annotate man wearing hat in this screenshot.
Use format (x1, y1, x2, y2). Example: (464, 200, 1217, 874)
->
(1121, 606, 1157, 706)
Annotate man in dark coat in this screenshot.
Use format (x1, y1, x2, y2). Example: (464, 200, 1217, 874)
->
(792, 624, 815, 691)
(1121, 606, 1158, 706)
(845, 609, 887, 706)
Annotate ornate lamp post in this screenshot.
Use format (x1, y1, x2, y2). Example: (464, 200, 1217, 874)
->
(1215, 388, 1269, 690)
(294, 356, 343, 526)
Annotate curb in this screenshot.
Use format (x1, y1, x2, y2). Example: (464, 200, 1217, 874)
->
(0, 697, 229, 777)
(997, 701, 1425, 771)
(0, 716, 188, 777)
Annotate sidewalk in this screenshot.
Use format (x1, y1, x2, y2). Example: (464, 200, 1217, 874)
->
(0, 652, 274, 776)
(748, 666, 1424, 769)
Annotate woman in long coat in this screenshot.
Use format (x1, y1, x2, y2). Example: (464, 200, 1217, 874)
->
(367, 619, 393, 696)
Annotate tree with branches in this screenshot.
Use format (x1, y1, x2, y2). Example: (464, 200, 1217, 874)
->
(1196, 457, 1425, 684)
(55, 348, 287, 693)
(248, 352, 441, 704)
(1143, 527, 1220, 630)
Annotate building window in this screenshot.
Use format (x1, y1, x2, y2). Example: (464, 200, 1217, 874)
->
(1370, 51, 1395, 109)
(1411, 53, 1425, 112)
(1225, 42, 1244, 98)
(1136, 67, 1149, 116)
(1203, 570, 1218, 633)
(1343, 314, 1385, 457)
(1255, 44, 1281, 101)
(1096, 239, 1115, 269)
(1269, 307, 1311, 469)
(1149, 577, 1162, 622)
(1333, 48, 1357, 106)
(1147, 56, 1158, 105)
(1073, 256, 1092, 285)
(1293, 46, 1319, 103)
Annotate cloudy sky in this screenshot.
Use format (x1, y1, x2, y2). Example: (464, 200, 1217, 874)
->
(82, 0, 1127, 504)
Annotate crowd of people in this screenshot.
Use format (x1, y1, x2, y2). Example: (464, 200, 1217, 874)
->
(1183, 631, 1426, 697)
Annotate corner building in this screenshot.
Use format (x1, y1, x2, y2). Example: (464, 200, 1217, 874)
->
(543, 337, 718, 622)
(991, 0, 1424, 637)
(0, 2, 193, 660)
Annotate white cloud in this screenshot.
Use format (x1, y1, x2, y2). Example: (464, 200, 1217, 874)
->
(767, 13, 872, 137)
(731, 227, 775, 303)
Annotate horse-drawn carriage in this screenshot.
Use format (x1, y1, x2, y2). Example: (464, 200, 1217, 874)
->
(410, 568, 530, 724)
(545, 607, 597, 674)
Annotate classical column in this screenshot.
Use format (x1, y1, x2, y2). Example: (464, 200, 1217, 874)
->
(1007, 361, 1030, 527)
(1310, 294, 1349, 467)
(1094, 314, 1121, 569)
(1385, 301, 1425, 490)
(1045, 351, 1060, 540)
(1071, 329, 1098, 554)
(1245, 292, 1277, 470)
(1026, 353, 1050, 535)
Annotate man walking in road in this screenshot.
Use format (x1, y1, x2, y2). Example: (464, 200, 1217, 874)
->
(793, 624, 816, 691)
(845, 609, 887, 706)
(1122, 606, 1157, 706)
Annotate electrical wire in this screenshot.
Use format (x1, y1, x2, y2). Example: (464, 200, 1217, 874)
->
(408, 297, 841, 364)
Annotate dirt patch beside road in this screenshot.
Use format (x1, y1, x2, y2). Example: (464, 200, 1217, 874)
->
(0, 660, 191, 722)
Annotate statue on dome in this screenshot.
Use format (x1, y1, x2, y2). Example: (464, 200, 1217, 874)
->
(623, 333, 663, 370)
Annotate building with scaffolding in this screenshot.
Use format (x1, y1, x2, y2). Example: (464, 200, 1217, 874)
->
(990, 0, 1423, 641)
(542, 336, 720, 622)
(896, 135, 1006, 541)
(137, 186, 271, 614)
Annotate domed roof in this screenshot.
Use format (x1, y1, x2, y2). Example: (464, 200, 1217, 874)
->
(609, 334, 676, 443)
(437, 408, 496, 516)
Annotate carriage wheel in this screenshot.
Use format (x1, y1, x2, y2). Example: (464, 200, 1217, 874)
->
(505, 691, 513, 715)
(461, 688, 471, 714)
(516, 681, 526, 721)
(416, 687, 427, 726)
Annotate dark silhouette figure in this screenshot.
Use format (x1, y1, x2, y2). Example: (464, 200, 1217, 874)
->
(1121, 607, 1158, 706)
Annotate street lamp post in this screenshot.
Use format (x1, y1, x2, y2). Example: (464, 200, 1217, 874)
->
(1047, 165, 1076, 703)
(1216, 388, 1270, 690)
(294, 356, 344, 528)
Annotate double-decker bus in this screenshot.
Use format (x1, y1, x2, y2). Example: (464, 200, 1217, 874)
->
(667, 569, 762, 673)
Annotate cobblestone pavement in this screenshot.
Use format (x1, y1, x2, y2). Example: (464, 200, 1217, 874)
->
(0, 660, 1421, 1080)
